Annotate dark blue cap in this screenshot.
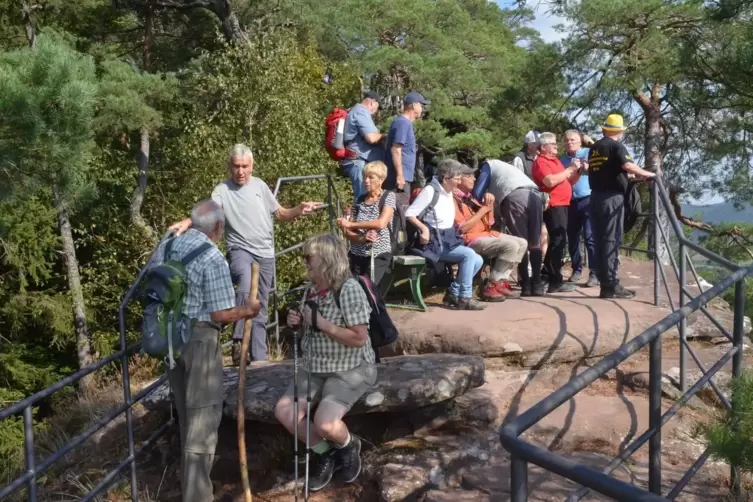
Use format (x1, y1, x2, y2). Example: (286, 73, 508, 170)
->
(404, 91, 430, 106)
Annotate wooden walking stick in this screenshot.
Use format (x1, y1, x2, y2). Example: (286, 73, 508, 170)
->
(238, 263, 260, 502)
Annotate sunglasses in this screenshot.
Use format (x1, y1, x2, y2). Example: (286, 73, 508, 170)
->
(302, 254, 312, 262)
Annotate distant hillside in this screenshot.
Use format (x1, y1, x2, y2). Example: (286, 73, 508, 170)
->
(679, 202, 753, 225)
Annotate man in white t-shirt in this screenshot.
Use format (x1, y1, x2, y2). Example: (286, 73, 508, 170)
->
(169, 144, 320, 364)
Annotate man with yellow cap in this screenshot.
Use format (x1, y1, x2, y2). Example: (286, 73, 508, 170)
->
(588, 114, 656, 299)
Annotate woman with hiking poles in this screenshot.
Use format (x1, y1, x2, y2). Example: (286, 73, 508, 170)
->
(337, 160, 396, 286)
(273, 233, 377, 496)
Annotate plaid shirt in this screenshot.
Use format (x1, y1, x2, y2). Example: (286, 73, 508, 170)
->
(301, 278, 376, 373)
(151, 229, 235, 322)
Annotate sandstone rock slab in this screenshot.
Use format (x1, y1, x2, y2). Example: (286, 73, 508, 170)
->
(423, 489, 491, 502)
(141, 354, 485, 424)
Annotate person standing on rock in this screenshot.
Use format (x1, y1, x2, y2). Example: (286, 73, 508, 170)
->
(531, 132, 580, 294)
(153, 199, 260, 502)
(561, 129, 598, 287)
(588, 114, 656, 299)
(337, 160, 396, 286)
(471, 159, 546, 297)
(341, 91, 384, 199)
(384, 91, 430, 209)
(168, 144, 320, 366)
(274, 234, 377, 492)
(454, 166, 527, 301)
(514, 130, 550, 263)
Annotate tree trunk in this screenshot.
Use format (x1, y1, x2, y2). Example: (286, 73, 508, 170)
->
(54, 188, 94, 389)
(130, 128, 155, 243)
(130, 2, 156, 244)
(209, 0, 249, 44)
(21, 1, 36, 48)
(635, 84, 672, 265)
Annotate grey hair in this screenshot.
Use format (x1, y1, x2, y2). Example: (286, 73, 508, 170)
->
(539, 132, 557, 145)
(434, 158, 463, 181)
(564, 129, 581, 139)
(302, 234, 351, 291)
(191, 199, 225, 235)
(227, 143, 253, 166)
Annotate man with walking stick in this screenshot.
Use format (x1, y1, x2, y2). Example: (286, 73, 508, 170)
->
(274, 234, 377, 496)
(152, 200, 260, 502)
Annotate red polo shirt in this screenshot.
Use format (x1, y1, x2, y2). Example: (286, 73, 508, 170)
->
(531, 155, 572, 207)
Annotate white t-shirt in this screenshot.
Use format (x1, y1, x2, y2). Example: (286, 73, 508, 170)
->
(405, 180, 456, 230)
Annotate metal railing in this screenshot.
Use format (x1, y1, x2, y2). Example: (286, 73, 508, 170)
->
(500, 176, 752, 501)
(0, 174, 341, 501)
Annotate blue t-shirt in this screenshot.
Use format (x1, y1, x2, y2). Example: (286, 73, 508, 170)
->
(343, 104, 382, 163)
(561, 147, 591, 199)
(385, 115, 416, 184)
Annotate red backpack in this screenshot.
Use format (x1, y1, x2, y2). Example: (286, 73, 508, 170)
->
(324, 107, 356, 162)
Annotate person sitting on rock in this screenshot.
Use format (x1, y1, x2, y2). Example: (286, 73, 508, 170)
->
(406, 158, 486, 310)
(274, 233, 377, 492)
(337, 160, 396, 286)
(454, 166, 527, 301)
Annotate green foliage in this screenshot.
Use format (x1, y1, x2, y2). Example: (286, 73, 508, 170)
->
(0, 32, 98, 201)
(704, 370, 753, 472)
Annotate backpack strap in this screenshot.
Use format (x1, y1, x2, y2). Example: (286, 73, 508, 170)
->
(353, 194, 367, 222)
(417, 186, 441, 221)
(179, 242, 213, 267)
(164, 238, 175, 261)
(378, 190, 390, 213)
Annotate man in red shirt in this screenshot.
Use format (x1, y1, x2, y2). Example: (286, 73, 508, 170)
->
(532, 132, 581, 293)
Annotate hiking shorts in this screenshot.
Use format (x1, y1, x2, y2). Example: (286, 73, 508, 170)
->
(283, 360, 377, 411)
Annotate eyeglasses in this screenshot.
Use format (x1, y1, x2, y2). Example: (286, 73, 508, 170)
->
(302, 254, 312, 262)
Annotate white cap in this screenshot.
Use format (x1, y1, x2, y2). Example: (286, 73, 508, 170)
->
(524, 131, 540, 144)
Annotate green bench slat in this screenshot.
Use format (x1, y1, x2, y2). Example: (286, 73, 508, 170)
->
(393, 255, 425, 266)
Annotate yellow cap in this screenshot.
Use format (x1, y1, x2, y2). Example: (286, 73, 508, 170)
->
(602, 114, 626, 132)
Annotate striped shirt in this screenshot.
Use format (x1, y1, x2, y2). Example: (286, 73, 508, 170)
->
(349, 190, 396, 257)
(151, 229, 235, 322)
(301, 278, 376, 373)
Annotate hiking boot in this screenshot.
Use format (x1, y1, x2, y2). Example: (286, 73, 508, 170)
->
(530, 282, 547, 297)
(231, 341, 249, 366)
(600, 284, 636, 299)
(520, 280, 532, 297)
(495, 280, 521, 298)
(569, 271, 582, 283)
(457, 297, 487, 310)
(334, 435, 362, 484)
(585, 273, 600, 288)
(548, 282, 577, 294)
(442, 292, 459, 308)
(308, 450, 336, 492)
(480, 281, 506, 302)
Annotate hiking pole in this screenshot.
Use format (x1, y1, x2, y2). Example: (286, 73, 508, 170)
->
(292, 290, 308, 502)
(238, 263, 260, 502)
(302, 297, 318, 502)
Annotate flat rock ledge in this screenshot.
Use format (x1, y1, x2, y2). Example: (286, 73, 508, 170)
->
(140, 354, 485, 424)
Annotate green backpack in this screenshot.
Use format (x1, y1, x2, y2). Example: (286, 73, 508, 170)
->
(141, 238, 212, 369)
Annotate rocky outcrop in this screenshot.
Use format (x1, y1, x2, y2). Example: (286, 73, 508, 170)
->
(141, 354, 485, 424)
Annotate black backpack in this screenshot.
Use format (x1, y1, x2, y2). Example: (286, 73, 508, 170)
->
(335, 275, 398, 362)
(353, 190, 408, 256)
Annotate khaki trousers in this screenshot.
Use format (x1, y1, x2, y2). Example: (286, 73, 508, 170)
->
(470, 234, 528, 281)
(168, 324, 223, 502)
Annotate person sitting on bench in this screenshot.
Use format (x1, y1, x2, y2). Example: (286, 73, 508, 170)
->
(337, 160, 395, 286)
(406, 159, 486, 311)
(454, 166, 527, 301)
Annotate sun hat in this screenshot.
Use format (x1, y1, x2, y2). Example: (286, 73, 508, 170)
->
(602, 114, 626, 132)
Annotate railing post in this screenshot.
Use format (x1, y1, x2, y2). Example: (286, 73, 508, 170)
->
(730, 280, 746, 496)
(648, 333, 662, 495)
(679, 245, 687, 392)
(510, 456, 528, 502)
(23, 406, 37, 501)
(119, 309, 138, 501)
(652, 181, 660, 307)
(327, 175, 335, 234)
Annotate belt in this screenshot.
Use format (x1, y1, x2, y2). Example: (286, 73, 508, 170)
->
(196, 321, 221, 331)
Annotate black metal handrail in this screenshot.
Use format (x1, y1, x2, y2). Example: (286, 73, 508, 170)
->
(0, 174, 341, 501)
(500, 177, 752, 501)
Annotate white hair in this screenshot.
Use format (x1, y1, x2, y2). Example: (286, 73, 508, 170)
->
(228, 143, 253, 166)
(539, 132, 557, 145)
(191, 199, 224, 235)
(565, 129, 581, 139)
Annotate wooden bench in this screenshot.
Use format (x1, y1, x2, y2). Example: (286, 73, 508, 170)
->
(381, 255, 428, 312)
